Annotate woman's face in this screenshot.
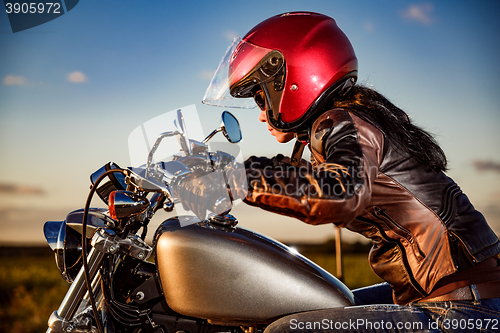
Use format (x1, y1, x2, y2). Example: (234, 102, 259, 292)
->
(258, 109, 294, 143)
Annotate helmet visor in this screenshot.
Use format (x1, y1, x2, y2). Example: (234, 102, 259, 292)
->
(202, 36, 284, 109)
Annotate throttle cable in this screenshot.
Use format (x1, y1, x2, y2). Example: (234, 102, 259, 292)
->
(82, 168, 130, 333)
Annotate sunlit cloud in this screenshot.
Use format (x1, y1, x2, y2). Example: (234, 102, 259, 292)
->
(400, 3, 434, 25)
(199, 69, 214, 80)
(224, 30, 238, 41)
(67, 71, 88, 83)
(0, 207, 71, 245)
(3, 75, 27, 85)
(0, 183, 44, 195)
(473, 160, 500, 173)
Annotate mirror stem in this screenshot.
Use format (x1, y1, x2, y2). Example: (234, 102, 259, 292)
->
(202, 127, 224, 144)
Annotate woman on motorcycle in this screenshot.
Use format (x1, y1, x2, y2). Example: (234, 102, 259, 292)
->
(202, 12, 500, 332)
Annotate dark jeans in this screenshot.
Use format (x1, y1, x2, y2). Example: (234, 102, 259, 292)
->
(263, 283, 500, 332)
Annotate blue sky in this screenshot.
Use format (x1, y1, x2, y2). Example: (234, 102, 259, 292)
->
(1, 0, 499, 244)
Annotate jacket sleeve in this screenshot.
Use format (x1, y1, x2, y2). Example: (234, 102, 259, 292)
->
(244, 109, 385, 226)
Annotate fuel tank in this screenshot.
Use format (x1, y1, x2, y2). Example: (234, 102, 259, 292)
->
(154, 216, 354, 325)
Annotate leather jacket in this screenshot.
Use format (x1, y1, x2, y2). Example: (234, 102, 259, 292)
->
(244, 108, 500, 304)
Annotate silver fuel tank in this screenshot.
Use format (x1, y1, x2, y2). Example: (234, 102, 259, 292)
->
(154, 216, 354, 326)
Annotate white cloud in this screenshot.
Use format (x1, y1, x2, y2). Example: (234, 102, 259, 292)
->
(199, 69, 214, 80)
(67, 71, 88, 83)
(474, 160, 500, 173)
(401, 3, 434, 25)
(224, 30, 238, 41)
(0, 183, 44, 195)
(3, 75, 27, 85)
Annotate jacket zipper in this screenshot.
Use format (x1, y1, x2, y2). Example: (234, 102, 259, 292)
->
(356, 216, 427, 297)
(373, 207, 426, 261)
(448, 230, 478, 264)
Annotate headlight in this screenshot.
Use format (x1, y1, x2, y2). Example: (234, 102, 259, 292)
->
(44, 208, 114, 283)
(44, 220, 84, 283)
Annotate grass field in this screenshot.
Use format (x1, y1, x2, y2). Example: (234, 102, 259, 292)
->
(0, 246, 382, 333)
(0, 248, 68, 333)
(305, 253, 384, 290)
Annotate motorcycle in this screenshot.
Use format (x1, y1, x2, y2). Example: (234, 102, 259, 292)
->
(43, 108, 354, 333)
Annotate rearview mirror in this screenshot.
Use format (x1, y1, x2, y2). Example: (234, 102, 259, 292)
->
(203, 111, 242, 143)
(221, 111, 242, 143)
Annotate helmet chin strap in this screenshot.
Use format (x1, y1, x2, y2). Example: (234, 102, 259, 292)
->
(290, 131, 308, 166)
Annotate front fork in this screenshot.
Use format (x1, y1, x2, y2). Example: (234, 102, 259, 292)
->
(47, 228, 153, 333)
(47, 247, 105, 333)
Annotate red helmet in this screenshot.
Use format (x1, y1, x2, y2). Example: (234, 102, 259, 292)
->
(226, 12, 357, 132)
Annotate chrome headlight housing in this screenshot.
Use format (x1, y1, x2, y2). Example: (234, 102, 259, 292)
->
(44, 220, 83, 283)
(43, 208, 113, 283)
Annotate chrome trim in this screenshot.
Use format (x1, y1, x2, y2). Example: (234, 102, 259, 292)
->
(48, 246, 105, 332)
(83, 273, 102, 305)
(47, 311, 70, 333)
(65, 208, 116, 238)
(146, 130, 180, 178)
(202, 127, 223, 143)
(207, 213, 238, 228)
(92, 228, 152, 261)
(56, 247, 105, 321)
(221, 111, 242, 143)
(203, 111, 242, 143)
(44, 221, 64, 251)
(154, 160, 192, 184)
(190, 139, 208, 155)
(176, 108, 192, 156)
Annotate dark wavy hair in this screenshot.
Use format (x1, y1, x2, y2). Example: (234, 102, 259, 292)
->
(330, 85, 447, 172)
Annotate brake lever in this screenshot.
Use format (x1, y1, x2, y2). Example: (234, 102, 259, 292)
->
(124, 169, 175, 212)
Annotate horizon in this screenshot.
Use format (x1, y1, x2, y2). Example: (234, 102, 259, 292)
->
(1, 1, 499, 246)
